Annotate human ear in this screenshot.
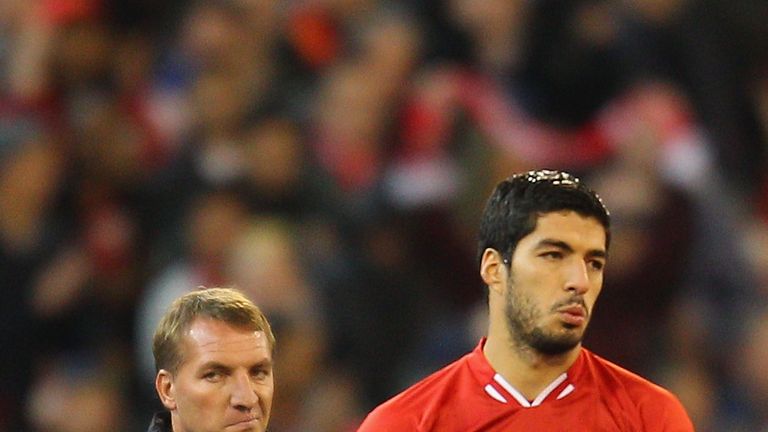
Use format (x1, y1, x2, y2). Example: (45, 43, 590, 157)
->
(155, 369, 177, 410)
(480, 248, 507, 295)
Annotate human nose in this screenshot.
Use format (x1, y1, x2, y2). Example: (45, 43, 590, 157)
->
(230, 371, 259, 411)
(564, 259, 590, 295)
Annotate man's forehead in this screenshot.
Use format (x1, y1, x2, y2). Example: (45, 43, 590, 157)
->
(184, 318, 270, 353)
(528, 211, 607, 245)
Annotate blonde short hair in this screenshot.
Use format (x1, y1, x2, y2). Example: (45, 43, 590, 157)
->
(152, 287, 275, 373)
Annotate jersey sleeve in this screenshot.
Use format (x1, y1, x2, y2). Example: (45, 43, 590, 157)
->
(356, 405, 418, 432)
(637, 387, 695, 432)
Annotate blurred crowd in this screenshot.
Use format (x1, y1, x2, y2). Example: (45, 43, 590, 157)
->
(0, 0, 766, 430)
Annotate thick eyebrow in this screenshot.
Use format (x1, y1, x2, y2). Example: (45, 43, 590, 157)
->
(535, 239, 606, 259)
(197, 361, 231, 373)
(197, 358, 274, 373)
(249, 359, 274, 370)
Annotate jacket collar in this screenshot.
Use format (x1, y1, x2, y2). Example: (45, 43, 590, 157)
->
(147, 412, 172, 432)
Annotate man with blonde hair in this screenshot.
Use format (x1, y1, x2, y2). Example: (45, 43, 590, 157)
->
(147, 287, 275, 432)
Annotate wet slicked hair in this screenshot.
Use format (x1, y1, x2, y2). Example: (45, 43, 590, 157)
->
(477, 170, 610, 266)
(152, 287, 275, 374)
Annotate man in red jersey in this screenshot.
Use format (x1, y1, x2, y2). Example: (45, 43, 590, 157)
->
(357, 170, 693, 431)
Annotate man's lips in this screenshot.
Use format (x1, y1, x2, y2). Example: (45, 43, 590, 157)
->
(557, 304, 587, 326)
(228, 416, 261, 429)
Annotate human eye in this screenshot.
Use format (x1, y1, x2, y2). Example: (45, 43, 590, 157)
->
(251, 367, 271, 380)
(540, 251, 563, 260)
(202, 369, 225, 382)
(587, 258, 605, 271)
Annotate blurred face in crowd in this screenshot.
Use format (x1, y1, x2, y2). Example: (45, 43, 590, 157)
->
(500, 211, 607, 355)
(156, 317, 274, 432)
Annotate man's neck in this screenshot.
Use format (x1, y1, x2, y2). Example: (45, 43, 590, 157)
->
(170, 413, 185, 432)
(482, 333, 581, 401)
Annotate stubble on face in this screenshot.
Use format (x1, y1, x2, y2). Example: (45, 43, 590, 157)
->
(504, 272, 589, 356)
(171, 320, 274, 432)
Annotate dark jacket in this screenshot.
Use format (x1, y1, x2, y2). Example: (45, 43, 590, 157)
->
(147, 412, 172, 432)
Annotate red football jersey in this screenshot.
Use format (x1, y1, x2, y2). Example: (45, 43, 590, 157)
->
(357, 339, 693, 431)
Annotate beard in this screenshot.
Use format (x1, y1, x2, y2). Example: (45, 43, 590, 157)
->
(504, 274, 589, 356)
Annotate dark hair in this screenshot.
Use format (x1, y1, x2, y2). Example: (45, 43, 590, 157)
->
(477, 170, 610, 266)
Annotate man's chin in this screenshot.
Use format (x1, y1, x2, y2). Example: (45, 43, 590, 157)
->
(528, 330, 583, 355)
